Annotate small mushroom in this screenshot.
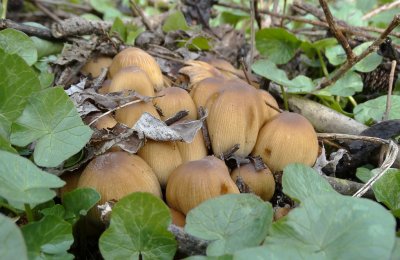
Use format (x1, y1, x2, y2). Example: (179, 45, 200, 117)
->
(231, 163, 275, 201)
(189, 77, 227, 109)
(153, 87, 197, 120)
(108, 66, 155, 97)
(252, 112, 319, 172)
(166, 156, 239, 215)
(115, 101, 160, 127)
(81, 56, 112, 78)
(258, 89, 280, 123)
(109, 47, 164, 91)
(169, 207, 186, 227)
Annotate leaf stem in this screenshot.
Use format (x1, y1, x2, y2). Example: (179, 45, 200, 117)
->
(1, 0, 8, 19)
(317, 49, 329, 77)
(0, 201, 19, 215)
(280, 85, 289, 111)
(24, 203, 34, 222)
(348, 96, 357, 107)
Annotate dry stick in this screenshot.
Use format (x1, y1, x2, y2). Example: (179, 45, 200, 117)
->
(130, 0, 153, 32)
(0, 19, 54, 39)
(280, 0, 287, 27)
(36, 0, 92, 11)
(317, 133, 399, 198)
(249, 0, 256, 73)
(319, 14, 400, 89)
(34, 0, 62, 23)
(319, 0, 355, 61)
(324, 176, 375, 198)
(383, 60, 397, 120)
(363, 0, 400, 20)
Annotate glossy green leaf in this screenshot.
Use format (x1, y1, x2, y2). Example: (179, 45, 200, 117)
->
(282, 164, 337, 202)
(356, 167, 374, 183)
(21, 215, 74, 260)
(265, 194, 396, 260)
(0, 213, 28, 260)
(0, 49, 41, 138)
(0, 134, 17, 153)
(353, 42, 382, 72)
(234, 245, 299, 260)
(185, 194, 273, 256)
(354, 95, 400, 123)
(256, 28, 301, 64)
(252, 59, 315, 93)
(325, 44, 346, 66)
(162, 11, 190, 32)
(391, 238, 400, 260)
(63, 188, 100, 224)
(110, 17, 126, 41)
(99, 192, 176, 260)
(10, 87, 93, 167)
(0, 29, 38, 65)
(0, 151, 65, 206)
(40, 204, 66, 219)
(312, 38, 337, 51)
(318, 71, 363, 97)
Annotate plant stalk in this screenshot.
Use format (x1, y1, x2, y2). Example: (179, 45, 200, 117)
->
(24, 203, 34, 222)
(1, 0, 8, 19)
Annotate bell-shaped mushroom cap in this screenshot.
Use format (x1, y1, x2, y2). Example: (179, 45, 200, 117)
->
(108, 66, 155, 97)
(169, 207, 186, 227)
(115, 101, 160, 127)
(137, 140, 183, 187)
(81, 56, 113, 78)
(176, 127, 208, 163)
(179, 60, 225, 87)
(231, 163, 275, 201)
(109, 47, 164, 91)
(153, 87, 197, 120)
(258, 89, 280, 124)
(190, 77, 227, 109)
(252, 112, 319, 172)
(77, 151, 162, 224)
(93, 114, 117, 130)
(166, 156, 239, 215)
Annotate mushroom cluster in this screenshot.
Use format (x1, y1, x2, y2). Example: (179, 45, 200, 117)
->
(66, 47, 319, 227)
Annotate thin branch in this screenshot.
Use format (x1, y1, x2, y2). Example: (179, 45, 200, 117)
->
(319, 0, 355, 61)
(363, 0, 400, 20)
(383, 60, 397, 120)
(34, 0, 62, 23)
(249, 0, 256, 72)
(0, 18, 54, 39)
(130, 0, 153, 32)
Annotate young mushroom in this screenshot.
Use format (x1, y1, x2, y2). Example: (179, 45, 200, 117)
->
(252, 111, 319, 173)
(153, 87, 197, 120)
(108, 66, 155, 97)
(81, 56, 113, 78)
(166, 156, 240, 215)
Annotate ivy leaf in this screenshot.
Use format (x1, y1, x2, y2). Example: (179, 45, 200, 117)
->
(282, 164, 337, 202)
(0, 28, 38, 65)
(325, 44, 346, 66)
(185, 194, 273, 256)
(0, 134, 17, 153)
(63, 188, 100, 224)
(252, 59, 315, 93)
(318, 71, 363, 97)
(10, 87, 93, 167)
(21, 215, 74, 259)
(162, 11, 190, 32)
(186, 255, 233, 260)
(0, 49, 41, 138)
(0, 213, 28, 260)
(234, 246, 299, 260)
(391, 238, 400, 260)
(264, 194, 396, 260)
(0, 151, 65, 206)
(256, 28, 301, 64)
(354, 95, 400, 123)
(311, 38, 338, 51)
(99, 192, 177, 260)
(40, 204, 66, 219)
(353, 42, 382, 72)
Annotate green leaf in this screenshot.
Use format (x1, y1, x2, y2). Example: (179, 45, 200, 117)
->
(186, 255, 233, 260)
(234, 245, 299, 260)
(0, 213, 28, 260)
(110, 17, 126, 41)
(252, 59, 315, 93)
(185, 194, 273, 256)
(282, 164, 337, 202)
(265, 194, 396, 260)
(63, 188, 100, 224)
(99, 192, 177, 260)
(162, 11, 190, 32)
(21, 215, 74, 260)
(0, 150, 65, 206)
(312, 38, 338, 51)
(10, 87, 93, 167)
(356, 167, 374, 183)
(0, 29, 38, 65)
(353, 42, 382, 72)
(325, 44, 346, 66)
(256, 28, 301, 64)
(31, 37, 63, 59)
(40, 204, 66, 219)
(354, 95, 400, 123)
(391, 238, 400, 260)
(0, 134, 17, 153)
(318, 71, 363, 97)
(0, 49, 41, 138)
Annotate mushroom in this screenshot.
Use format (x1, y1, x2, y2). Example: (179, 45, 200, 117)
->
(153, 87, 197, 120)
(179, 60, 225, 87)
(252, 112, 319, 172)
(93, 114, 117, 130)
(189, 77, 227, 109)
(81, 56, 112, 78)
(109, 47, 164, 91)
(176, 127, 208, 163)
(166, 156, 240, 215)
(115, 101, 160, 128)
(77, 151, 162, 224)
(170, 207, 186, 227)
(258, 89, 280, 123)
(231, 163, 275, 201)
(108, 66, 155, 97)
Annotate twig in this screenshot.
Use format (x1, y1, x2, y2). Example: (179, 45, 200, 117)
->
(383, 60, 397, 120)
(1, 0, 7, 19)
(249, 0, 255, 72)
(36, 0, 92, 12)
(165, 110, 189, 126)
(318, 14, 400, 88)
(324, 176, 374, 199)
(240, 59, 251, 85)
(130, 0, 153, 32)
(319, 0, 355, 61)
(0, 18, 54, 39)
(363, 0, 400, 20)
(280, 0, 287, 27)
(168, 224, 208, 256)
(34, 0, 62, 23)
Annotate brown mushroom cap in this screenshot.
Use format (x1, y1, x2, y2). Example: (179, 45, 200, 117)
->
(153, 87, 197, 120)
(94, 114, 117, 130)
(258, 89, 280, 123)
(179, 60, 225, 87)
(109, 47, 164, 91)
(252, 112, 319, 172)
(81, 56, 113, 78)
(231, 163, 275, 201)
(137, 140, 183, 187)
(98, 79, 111, 94)
(77, 151, 162, 224)
(108, 66, 155, 97)
(176, 127, 208, 163)
(115, 101, 160, 127)
(166, 156, 240, 214)
(190, 77, 227, 109)
(169, 207, 186, 227)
